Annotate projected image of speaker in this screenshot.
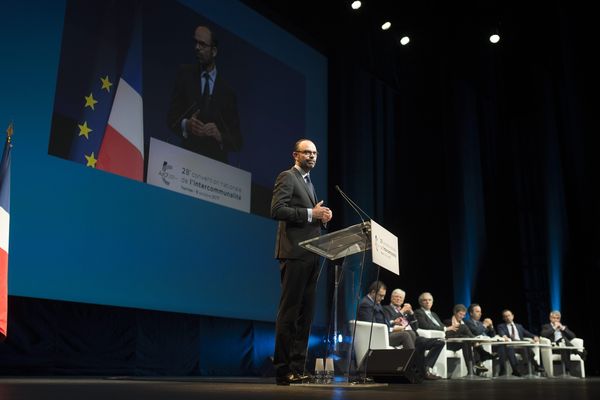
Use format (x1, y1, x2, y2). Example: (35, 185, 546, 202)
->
(364, 349, 422, 384)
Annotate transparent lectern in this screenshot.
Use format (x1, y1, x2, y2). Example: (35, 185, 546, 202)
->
(298, 220, 381, 384)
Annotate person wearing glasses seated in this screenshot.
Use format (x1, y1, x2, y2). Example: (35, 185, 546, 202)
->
(358, 282, 444, 380)
(383, 288, 444, 380)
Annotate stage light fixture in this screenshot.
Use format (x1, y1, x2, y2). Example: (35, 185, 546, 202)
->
(351, 1, 362, 10)
(400, 36, 410, 46)
(381, 21, 391, 30)
(489, 33, 500, 43)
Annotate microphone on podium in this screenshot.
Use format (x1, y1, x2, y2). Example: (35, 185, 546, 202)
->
(334, 185, 372, 224)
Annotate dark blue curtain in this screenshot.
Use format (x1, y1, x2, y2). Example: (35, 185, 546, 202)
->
(327, 9, 599, 375)
(0, 296, 275, 376)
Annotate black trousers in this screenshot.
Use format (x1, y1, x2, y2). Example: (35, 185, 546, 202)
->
(273, 257, 319, 376)
(415, 337, 445, 373)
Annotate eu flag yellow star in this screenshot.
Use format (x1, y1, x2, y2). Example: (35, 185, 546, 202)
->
(100, 75, 113, 92)
(85, 151, 97, 168)
(78, 121, 93, 139)
(84, 93, 98, 110)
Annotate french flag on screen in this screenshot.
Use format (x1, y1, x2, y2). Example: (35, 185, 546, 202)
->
(97, 14, 143, 181)
(0, 127, 12, 340)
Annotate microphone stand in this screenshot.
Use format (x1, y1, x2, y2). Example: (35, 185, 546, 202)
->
(335, 185, 377, 383)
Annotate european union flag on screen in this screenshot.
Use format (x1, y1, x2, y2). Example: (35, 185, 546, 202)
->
(49, 0, 143, 181)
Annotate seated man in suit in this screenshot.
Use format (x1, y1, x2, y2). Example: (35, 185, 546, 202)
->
(383, 288, 445, 380)
(465, 303, 503, 375)
(414, 292, 451, 332)
(465, 303, 496, 338)
(445, 304, 496, 375)
(357, 282, 444, 380)
(540, 310, 586, 372)
(540, 310, 576, 345)
(496, 309, 545, 376)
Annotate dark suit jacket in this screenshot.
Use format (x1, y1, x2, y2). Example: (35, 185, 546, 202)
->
(414, 308, 445, 331)
(167, 64, 242, 162)
(540, 323, 576, 342)
(497, 322, 536, 340)
(465, 318, 496, 337)
(383, 304, 419, 331)
(271, 167, 321, 260)
(357, 295, 389, 326)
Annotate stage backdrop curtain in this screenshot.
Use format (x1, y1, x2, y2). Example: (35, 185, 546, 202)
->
(0, 296, 274, 376)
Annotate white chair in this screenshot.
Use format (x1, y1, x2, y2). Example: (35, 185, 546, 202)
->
(417, 329, 466, 379)
(539, 337, 586, 378)
(349, 320, 395, 368)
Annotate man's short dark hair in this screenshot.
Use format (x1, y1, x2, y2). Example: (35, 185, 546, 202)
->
(468, 303, 480, 315)
(368, 280, 387, 294)
(453, 304, 467, 314)
(198, 25, 219, 47)
(293, 138, 312, 152)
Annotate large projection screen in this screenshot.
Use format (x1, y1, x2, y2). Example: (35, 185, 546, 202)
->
(0, 0, 327, 322)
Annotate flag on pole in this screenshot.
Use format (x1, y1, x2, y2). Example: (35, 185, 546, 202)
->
(0, 122, 13, 340)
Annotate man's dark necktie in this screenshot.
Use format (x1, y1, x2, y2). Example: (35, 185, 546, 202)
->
(305, 174, 316, 203)
(201, 72, 211, 113)
(509, 324, 517, 339)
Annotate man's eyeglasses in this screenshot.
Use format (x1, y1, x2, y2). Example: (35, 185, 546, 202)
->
(296, 150, 318, 156)
(194, 40, 213, 49)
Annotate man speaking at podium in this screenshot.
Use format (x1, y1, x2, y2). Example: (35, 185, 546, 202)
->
(271, 139, 332, 385)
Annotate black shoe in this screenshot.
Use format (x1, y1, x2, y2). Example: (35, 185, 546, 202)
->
(276, 373, 303, 385)
(474, 363, 488, 373)
(425, 372, 442, 380)
(512, 371, 522, 377)
(535, 365, 545, 373)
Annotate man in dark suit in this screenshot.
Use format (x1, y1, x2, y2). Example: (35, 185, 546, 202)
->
(414, 292, 449, 332)
(271, 139, 332, 385)
(382, 288, 444, 380)
(445, 304, 496, 375)
(540, 310, 577, 345)
(465, 303, 496, 337)
(357, 283, 415, 349)
(167, 25, 242, 163)
(540, 310, 585, 372)
(496, 309, 544, 376)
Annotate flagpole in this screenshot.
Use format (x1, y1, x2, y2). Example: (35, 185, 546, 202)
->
(5, 122, 13, 143)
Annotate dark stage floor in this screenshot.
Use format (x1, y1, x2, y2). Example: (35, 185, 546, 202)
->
(0, 377, 598, 400)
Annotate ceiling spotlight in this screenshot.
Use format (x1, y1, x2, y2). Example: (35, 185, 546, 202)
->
(381, 21, 392, 31)
(400, 36, 410, 46)
(351, 1, 362, 10)
(489, 34, 500, 44)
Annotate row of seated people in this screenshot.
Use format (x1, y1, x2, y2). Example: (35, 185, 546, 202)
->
(357, 280, 585, 378)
